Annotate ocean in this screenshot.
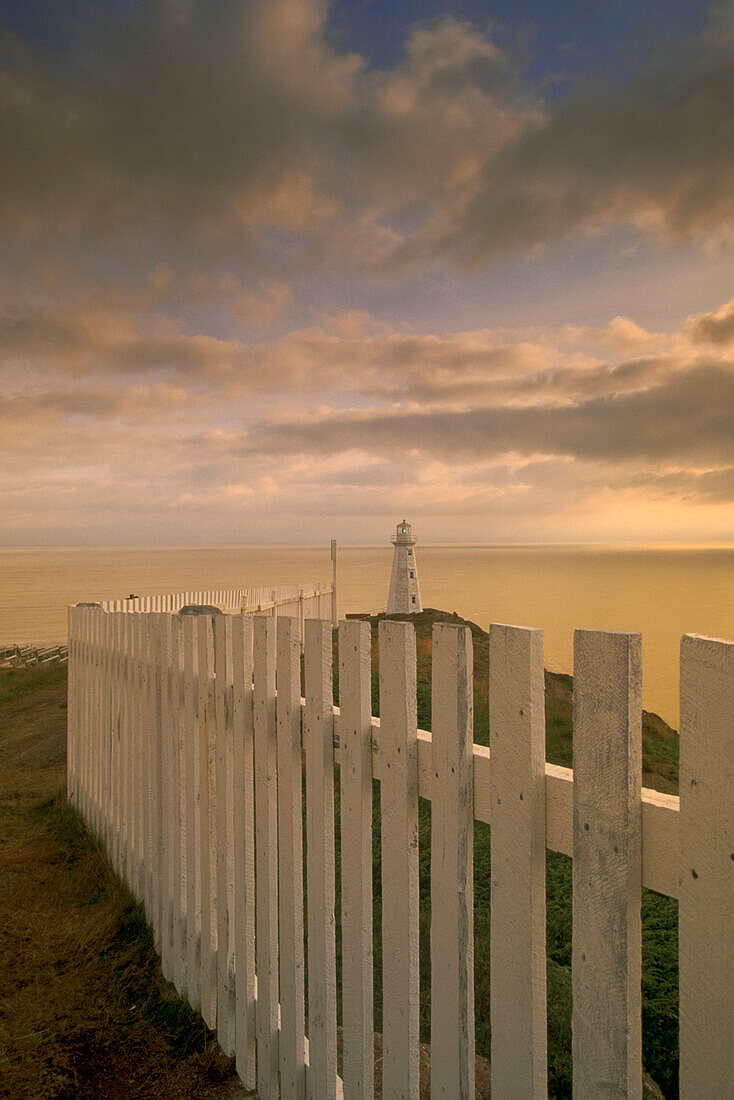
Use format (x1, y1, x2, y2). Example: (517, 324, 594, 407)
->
(1, 543, 732, 727)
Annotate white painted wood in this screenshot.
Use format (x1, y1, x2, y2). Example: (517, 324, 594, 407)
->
(431, 623, 475, 1100)
(679, 633, 734, 1096)
(254, 615, 279, 1097)
(66, 607, 75, 804)
(572, 629, 642, 1100)
(197, 613, 218, 1030)
(101, 612, 111, 846)
(379, 620, 420, 1100)
(110, 613, 123, 875)
(79, 609, 88, 817)
(489, 623, 547, 1098)
(214, 613, 236, 1055)
(304, 619, 338, 1100)
(151, 614, 165, 953)
(159, 614, 174, 983)
(277, 617, 307, 1099)
(183, 613, 202, 1012)
(170, 613, 187, 996)
(337, 619, 374, 1100)
(120, 612, 131, 883)
(92, 610, 101, 832)
(131, 614, 143, 899)
(224, 616, 237, 1052)
(232, 614, 256, 1088)
(141, 615, 153, 917)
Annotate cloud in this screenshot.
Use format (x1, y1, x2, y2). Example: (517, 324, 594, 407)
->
(684, 297, 734, 346)
(403, 6, 734, 262)
(0, 1, 358, 245)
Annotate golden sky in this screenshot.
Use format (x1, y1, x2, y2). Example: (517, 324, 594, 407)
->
(1, 1, 733, 544)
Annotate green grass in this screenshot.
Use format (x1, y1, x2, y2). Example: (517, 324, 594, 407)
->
(0, 660, 67, 707)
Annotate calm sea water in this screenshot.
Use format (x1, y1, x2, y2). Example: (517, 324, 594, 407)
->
(1, 544, 732, 727)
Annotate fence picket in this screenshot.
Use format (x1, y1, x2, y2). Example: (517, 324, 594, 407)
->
(572, 629, 642, 1099)
(170, 614, 187, 996)
(679, 633, 734, 1095)
(151, 614, 165, 953)
(379, 620, 420, 1099)
(159, 614, 174, 983)
(183, 614, 201, 1012)
(489, 623, 547, 1097)
(277, 617, 307, 1098)
(111, 613, 123, 875)
(338, 620, 374, 1100)
(197, 614, 218, 1030)
(214, 614, 236, 1056)
(254, 615, 279, 1097)
(304, 619, 338, 1099)
(131, 614, 144, 899)
(431, 623, 475, 1099)
(232, 615, 256, 1087)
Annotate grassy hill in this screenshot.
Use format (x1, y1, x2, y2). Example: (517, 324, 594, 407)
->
(345, 607, 680, 793)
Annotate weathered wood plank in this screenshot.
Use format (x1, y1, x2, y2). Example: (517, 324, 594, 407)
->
(338, 620, 374, 1100)
(183, 613, 201, 1012)
(254, 615, 279, 1097)
(277, 617, 307, 1099)
(170, 613, 187, 997)
(214, 613, 235, 1055)
(159, 614, 174, 983)
(489, 623, 547, 1098)
(379, 620, 420, 1100)
(232, 614, 256, 1088)
(572, 629, 642, 1100)
(304, 619, 338, 1099)
(679, 633, 734, 1096)
(430, 623, 475, 1099)
(197, 613, 218, 1030)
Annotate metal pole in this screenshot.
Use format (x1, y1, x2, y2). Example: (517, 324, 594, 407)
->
(330, 538, 338, 628)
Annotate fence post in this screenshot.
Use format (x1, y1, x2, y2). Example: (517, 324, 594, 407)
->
(679, 633, 734, 1095)
(379, 620, 420, 1099)
(572, 629, 642, 1099)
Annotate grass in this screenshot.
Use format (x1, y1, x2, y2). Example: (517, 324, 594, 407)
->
(0, 665, 250, 1100)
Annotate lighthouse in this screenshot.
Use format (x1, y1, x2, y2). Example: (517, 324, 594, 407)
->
(387, 520, 423, 613)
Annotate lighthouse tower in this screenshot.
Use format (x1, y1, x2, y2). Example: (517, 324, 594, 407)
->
(387, 520, 423, 613)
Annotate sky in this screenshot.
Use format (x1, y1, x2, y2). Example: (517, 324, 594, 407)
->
(1, 0, 733, 546)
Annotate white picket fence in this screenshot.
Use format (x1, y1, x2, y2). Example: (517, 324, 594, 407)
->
(66, 605, 734, 1098)
(100, 582, 333, 621)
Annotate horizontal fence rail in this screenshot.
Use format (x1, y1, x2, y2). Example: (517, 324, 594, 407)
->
(66, 604, 734, 1098)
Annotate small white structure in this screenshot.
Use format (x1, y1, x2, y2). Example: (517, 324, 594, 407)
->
(387, 520, 423, 613)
